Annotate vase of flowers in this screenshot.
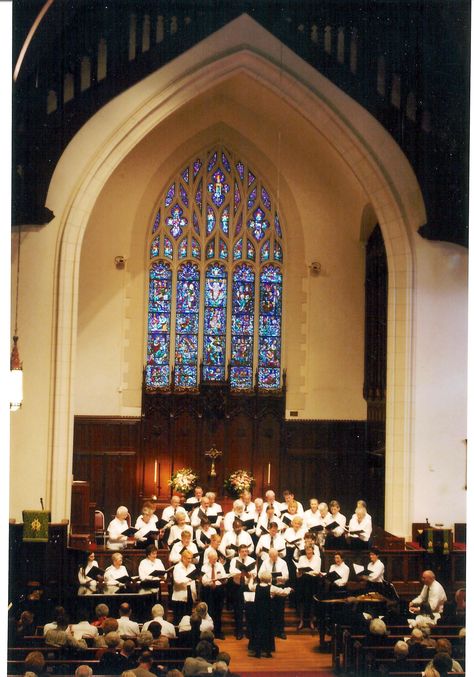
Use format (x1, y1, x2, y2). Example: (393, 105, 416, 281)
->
(224, 469, 255, 498)
(168, 467, 198, 497)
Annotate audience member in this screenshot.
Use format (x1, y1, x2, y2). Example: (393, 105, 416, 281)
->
(182, 640, 213, 676)
(74, 666, 93, 677)
(131, 650, 156, 676)
(23, 651, 46, 677)
(142, 604, 176, 638)
(117, 602, 140, 637)
(148, 621, 169, 649)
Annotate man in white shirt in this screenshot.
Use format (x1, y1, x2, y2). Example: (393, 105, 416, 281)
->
(142, 604, 176, 638)
(409, 570, 447, 615)
(190, 495, 211, 528)
(280, 490, 304, 516)
(255, 521, 286, 560)
(185, 485, 204, 510)
(229, 544, 256, 639)
(205, 492, 223, 528)
(70, 609, 99, 641)
(240, 490, 256, 515)
(162, 495, 189, 524)
(262, 490, 282, 516)
(116, 602, 140, 637)
(223, 499, 246, 532)
(221, 519, 254, 557)
(201, 548, 227, 639)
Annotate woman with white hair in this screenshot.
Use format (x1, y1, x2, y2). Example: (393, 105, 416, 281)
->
(104, 552, 130, 585)
(347, 503, 372, 549)
(107, 506, 132, 550)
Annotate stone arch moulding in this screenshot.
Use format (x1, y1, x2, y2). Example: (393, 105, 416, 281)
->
(46, 13, 424, 537)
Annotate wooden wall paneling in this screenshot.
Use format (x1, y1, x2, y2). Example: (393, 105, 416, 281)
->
(227, 412, 253, 482)
(256, 413, 280, 497)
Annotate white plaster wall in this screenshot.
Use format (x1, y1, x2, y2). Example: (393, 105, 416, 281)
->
(410, 239, 468, 526)
(10, 226, 58, 521)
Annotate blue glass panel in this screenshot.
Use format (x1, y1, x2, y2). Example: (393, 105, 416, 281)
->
(146, 260, 172, 389)
(205, 277, 227, 306)
(232, 313, 253, 335)
(234, 263, 255, 283)
(163, 237, 173, 259)
(167, 204, 187, 239)
(220, 206, 230, 234)
(176, 312, 199, 333)
(236, 161, 244, 181)
(248, 187, 257, 209)
(260, 240, 270, 262)
(148, 280, 171, 312)
(208, 168, 230, 208)
(207, 206, 216, 235)
(261, 186, 271, 209)
(274, 241, 283, 262)
(219, 238, 228, 260)
(275, 212, 282, 238)
(178, 237, 188, 259)
(205, 307, 226, 333)
(193, 159, 202, 178)
(248, 207, 269, 242)
(152, 209, 161, 233)
(146, 365, 169, 388)
(203, 262, 227, 381)
(222, 152, 231, 173)
(174, 262, 200, 388)
(175, 334, 198, 362)
(148, 313, 169, 332)
(259, 336, 281, 367)
(204, 335, 226, 365)
(230, 366, 252, 389)
(177, 281, 199, 311)
(191, 237, 201, 259)
(195, 179, 203, 213)
(260, 280, 282, 314)
(258, 368, 280, 389)
(150, 236, 160, 258)
(207, 151, 217, 172)
(175, 365, 197, 387)
(248, 170, 256, 186)
(259, 315, 281, 336)
(260, 264, 283, 284)
(247, 240, 255, 260)
(147, 333, 169, 364)
(180, 183, 189, 207)
(206, 239, 215, 259)
(233, 238, 242, 261)
(165, 183, 175, 207)
(234, 182, 241, 214)
(182, 167, 189, 184)
(203, 366, 225, 381)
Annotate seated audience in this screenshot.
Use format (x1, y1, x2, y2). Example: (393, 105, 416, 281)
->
(132, 650, 156, 676)
(74, 666, 93, 677)
(91, 603, 109, 627)
(70, 608, 99, 641)
(142, 603, 176, 637)
(23, 651, 47, 677)
(148, 620, 170, 649)
(182, 639, 214, 676)
(409, 570, 447, 617)
(117, 602, 140, 637)
(425, 639, 463, 673)
(98, 631, 125, 673)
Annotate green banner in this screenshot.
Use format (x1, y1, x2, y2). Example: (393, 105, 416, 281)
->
(22, 510, 50, 542)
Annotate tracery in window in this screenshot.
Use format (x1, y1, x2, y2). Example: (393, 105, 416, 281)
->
(146, 145, 284, 391)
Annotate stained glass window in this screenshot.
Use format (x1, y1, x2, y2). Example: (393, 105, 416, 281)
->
(146, 261, 172, 387)
(258, 265, 282, 389)
(203, 263, 227, 381)
(145, 145, 284, 391)
(175, 262, 200, 388)
(230, 264, 255, 389)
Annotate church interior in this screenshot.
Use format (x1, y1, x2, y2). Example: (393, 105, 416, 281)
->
(8, 1, 468, 675)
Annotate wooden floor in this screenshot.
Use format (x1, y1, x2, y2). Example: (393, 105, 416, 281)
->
(213, 630, 333, 672)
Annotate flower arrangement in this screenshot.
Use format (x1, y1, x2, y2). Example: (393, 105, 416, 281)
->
(224, 469, 255, 498)
(168, 467, 198, 496)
